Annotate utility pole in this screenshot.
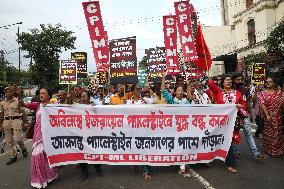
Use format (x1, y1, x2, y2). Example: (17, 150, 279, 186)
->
(17, 22, 22, 85)
(0, 21, 23, 84)
(18, 26, 20, 79)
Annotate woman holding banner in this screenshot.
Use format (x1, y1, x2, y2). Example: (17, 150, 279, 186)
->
(208, 74, 247, 173)
(161, 73, 192, 178)
(79, 91, 103, 181)
(126, 84, 153, 180)
(17, 87, 58, 188)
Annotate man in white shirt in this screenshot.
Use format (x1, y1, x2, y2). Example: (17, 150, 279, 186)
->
(193, 81, 211, 104)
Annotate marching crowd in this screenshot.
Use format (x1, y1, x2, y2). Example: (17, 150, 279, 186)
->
(0, 72, 284, 188)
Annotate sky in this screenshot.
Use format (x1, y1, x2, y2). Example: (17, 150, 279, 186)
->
(0, 0, 221, 73)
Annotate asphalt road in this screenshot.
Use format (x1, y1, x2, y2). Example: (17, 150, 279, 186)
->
(0, 131, 284, 189)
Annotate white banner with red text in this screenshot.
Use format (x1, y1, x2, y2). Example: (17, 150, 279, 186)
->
(41, 104, 237, 168)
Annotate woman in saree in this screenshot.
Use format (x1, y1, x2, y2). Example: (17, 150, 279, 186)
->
(259, 77, 284, 157)
(18, 87, 58, 188)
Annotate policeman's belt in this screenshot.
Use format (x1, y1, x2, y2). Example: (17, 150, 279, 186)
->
(4, 116, 22, 120)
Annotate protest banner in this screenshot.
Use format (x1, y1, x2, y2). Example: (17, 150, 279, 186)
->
(145, 47, 166, 83)
(95, 71, 108, 85)
(59, 60, 77, 85)
(138, 68, 147, 87)
(41, 104, 237, 167)
(182, 62, 205, 80)
(163, 15, 181, 75)
(251, 63, 265, 84)
(174, 1, 198, 62)
(109, 36, 138, 84)
(71, 52, 88, 79)
(82, 1, 109, 71)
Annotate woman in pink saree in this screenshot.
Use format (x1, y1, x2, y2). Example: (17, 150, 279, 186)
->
(18, 88, 57, 188)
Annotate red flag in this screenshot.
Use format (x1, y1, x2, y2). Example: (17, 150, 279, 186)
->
(194, 23, 212, 71)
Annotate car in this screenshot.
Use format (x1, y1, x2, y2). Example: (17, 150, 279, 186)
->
(23, 96, 33, 104)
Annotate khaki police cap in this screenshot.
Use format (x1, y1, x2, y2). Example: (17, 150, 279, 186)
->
(3, 86, 13, 92)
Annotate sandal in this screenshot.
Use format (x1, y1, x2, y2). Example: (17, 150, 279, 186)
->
(256, 154, 268, 160)
(235, 153, 241, 159)
(143, 173, 152, 181)
(227, 167, 238, 173)
(179, 169, 191, 178)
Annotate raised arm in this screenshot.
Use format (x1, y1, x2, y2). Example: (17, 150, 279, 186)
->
(208, 80, 221, 96)
(16, 89, 39, 111)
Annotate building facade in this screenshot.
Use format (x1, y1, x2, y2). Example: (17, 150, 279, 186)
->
(204, 0, 284, 76)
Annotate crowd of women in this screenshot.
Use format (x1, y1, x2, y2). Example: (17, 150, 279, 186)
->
(5, 72, 284, 188)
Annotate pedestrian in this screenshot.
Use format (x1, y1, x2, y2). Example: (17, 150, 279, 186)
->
(186, 82, 196, 103)
(17, 87, 58, 188)
(192, 81, 212, 104)
(110, 84, 126, 105)
(142, 87, 157, 104)
(126, 84, 145, 105)
(259, 77, 284, 157)
(73, 86, 82, 103)
(253, 85, 264, 138)
(79, 91, 103, 181)
(91, 87, 105, 105)
(57, 90, 67, 104)
(209, 74, 247, 173)
(125, 84, 153, 180)
(161, 74, 191, 178)
(232, 72, 265, 160)
(0, 86, 28, 165)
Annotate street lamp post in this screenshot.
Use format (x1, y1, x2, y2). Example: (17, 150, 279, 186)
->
(17, 22, 23, 84)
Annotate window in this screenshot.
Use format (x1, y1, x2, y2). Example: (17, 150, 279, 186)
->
(246, 0, 253, 8)
(247, 19, 256, 46)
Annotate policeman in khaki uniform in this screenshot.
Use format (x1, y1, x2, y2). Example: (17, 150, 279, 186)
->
(0, 86, 28, 165)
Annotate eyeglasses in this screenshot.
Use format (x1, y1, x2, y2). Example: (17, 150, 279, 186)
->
(265, 80, 273, 83)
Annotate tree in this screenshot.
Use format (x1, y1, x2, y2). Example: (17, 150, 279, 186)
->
(0, 50, 8, 91)
(138, 56, 147, 69)
(266, 19, 284, 58)
(18, 23, 76, 91)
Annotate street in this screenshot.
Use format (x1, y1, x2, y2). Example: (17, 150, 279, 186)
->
(0, 131, 283, 189)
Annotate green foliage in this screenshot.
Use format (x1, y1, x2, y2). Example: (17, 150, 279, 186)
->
(18, 23, 76, 91)
(266, 19, 284, 58)
(138, 56, 147, 69)
(244, 52, 268, 65)
(77, 77, 91, 88)
(0, 50, 10, 91)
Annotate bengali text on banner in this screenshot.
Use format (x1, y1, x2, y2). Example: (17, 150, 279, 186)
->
(109, 36, 138, 84)
(41, 104, 237, 168)
(146, 47, 166, 83)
